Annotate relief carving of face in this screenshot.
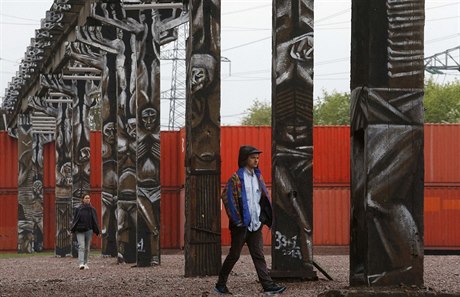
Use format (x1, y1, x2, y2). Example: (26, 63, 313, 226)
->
(191, 67, 208, 93)
(79, 147, 91, 163)
(192, 122, 217, 171)
(103, 122, 116, 144)
(60, 162, 73, 185)
(33, 180, 43, 195)
(141, 108, 157, 131)
(127, 118, 137, 139)
(190, 54, 217, 94)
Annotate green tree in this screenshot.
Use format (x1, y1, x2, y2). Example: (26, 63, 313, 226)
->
(241, 99, 271, 126)
(313, 90, 350, 125)
(239, 81, 460, 126)
(424, 79, 460, 123)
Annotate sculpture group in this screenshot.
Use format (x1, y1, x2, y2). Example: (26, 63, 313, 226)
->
(1, 0, 424, 287)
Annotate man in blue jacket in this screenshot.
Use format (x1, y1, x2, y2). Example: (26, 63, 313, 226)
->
(215, 145, 286, 295)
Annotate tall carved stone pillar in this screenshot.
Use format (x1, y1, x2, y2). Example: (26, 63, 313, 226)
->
(29, 90, 71, 257)
(135, 9, 161, 267)
(55, 103, 73, 257)
(116, 10, 140, 264)
(70, 80, 93, 257)
(17, 114, 38, 253)
(271, 0, 317, 280)
(184, 0, 221, 277)
(100, 25, 119, 258)
(31, 133, 46, 252)
(350, 0, 424, 286)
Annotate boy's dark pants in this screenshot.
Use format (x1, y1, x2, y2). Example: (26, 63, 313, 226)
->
(217, 225, 274, 289)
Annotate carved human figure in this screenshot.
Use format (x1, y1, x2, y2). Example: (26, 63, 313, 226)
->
(188, 0, 220, 172)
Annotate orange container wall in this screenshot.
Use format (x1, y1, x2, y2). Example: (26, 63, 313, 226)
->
(160, 131, 182, 249)
(0, 132, 18, 189)
(0, 194, 17, 250)
(161, 191, 182, 249)
(43, 191, 55, 250)
(425, 124, 460, 185)
(90, 132, 102, 188)
(161, 131, 181, 187)
(313, 188, 350, 245)
(43, 142, 56, 187)
(179, 128, 186, 186)
(313, 126, 350, 185)
(425, 187, 460, 247)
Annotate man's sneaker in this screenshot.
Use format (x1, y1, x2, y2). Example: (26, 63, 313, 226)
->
(84, 264, 89, 270)
(79, 264, 85, 270)
(214, 284, 232, 295)
(263, 284, 286, 295)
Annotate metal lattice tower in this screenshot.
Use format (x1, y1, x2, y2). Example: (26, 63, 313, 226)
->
(424, 45, 460, 74)
(161, 23, 188, 130)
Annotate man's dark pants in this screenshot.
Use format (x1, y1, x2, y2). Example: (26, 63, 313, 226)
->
(217, 225, 274, 289)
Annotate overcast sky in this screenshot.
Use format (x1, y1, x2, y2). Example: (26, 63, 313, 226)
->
(1, 0, 459, 126)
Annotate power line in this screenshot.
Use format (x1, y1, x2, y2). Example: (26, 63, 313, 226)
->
(426, 33, 460, 44)
(223, 4, 270, 15)
(222, 36, 270, 52)
(0, 22, 38, 25)
(428, 15, 460, 22)
(0, 13, 41, 22)
(427, 2, 460, 10)
(0, 57, 19, 64)
(315, 8, 350, 24)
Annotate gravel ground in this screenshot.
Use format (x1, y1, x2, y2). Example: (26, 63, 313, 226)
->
(0, 250, 459, 297)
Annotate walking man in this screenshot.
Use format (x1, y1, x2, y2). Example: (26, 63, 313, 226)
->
(215, 145, 286, 295)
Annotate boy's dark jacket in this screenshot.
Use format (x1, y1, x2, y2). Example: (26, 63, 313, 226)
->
(222, 167, 273, 228)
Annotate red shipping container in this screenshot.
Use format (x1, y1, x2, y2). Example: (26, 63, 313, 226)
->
(313, 187, 350, 245)
(424, 187, 460, 248)
(0, 132, 17, 189)
(313, 126, 350, 185)
(90, 132, 102, 188)
(425, 124, 460, 185)
(0, 194, 17, 250)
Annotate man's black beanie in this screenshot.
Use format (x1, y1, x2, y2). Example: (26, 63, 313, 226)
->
(238, 145, 262, 168)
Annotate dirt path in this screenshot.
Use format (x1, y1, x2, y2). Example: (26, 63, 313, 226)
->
(0, 252, 459, 296)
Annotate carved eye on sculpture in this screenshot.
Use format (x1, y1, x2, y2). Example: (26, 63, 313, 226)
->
(289, 33, 314, 62)
(141, 108, 157, 131)
(280, 124, 309, 145)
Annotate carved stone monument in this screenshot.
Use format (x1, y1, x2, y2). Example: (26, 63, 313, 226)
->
(350, 0, 424, 286)
(184, 0, 222, 277)
(271, 0, 317, 280)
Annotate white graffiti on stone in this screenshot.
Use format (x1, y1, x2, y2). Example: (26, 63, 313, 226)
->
(274, 231, 302, 259)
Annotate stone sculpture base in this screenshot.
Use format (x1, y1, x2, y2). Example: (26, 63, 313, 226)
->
(319, 288, 459, 297)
